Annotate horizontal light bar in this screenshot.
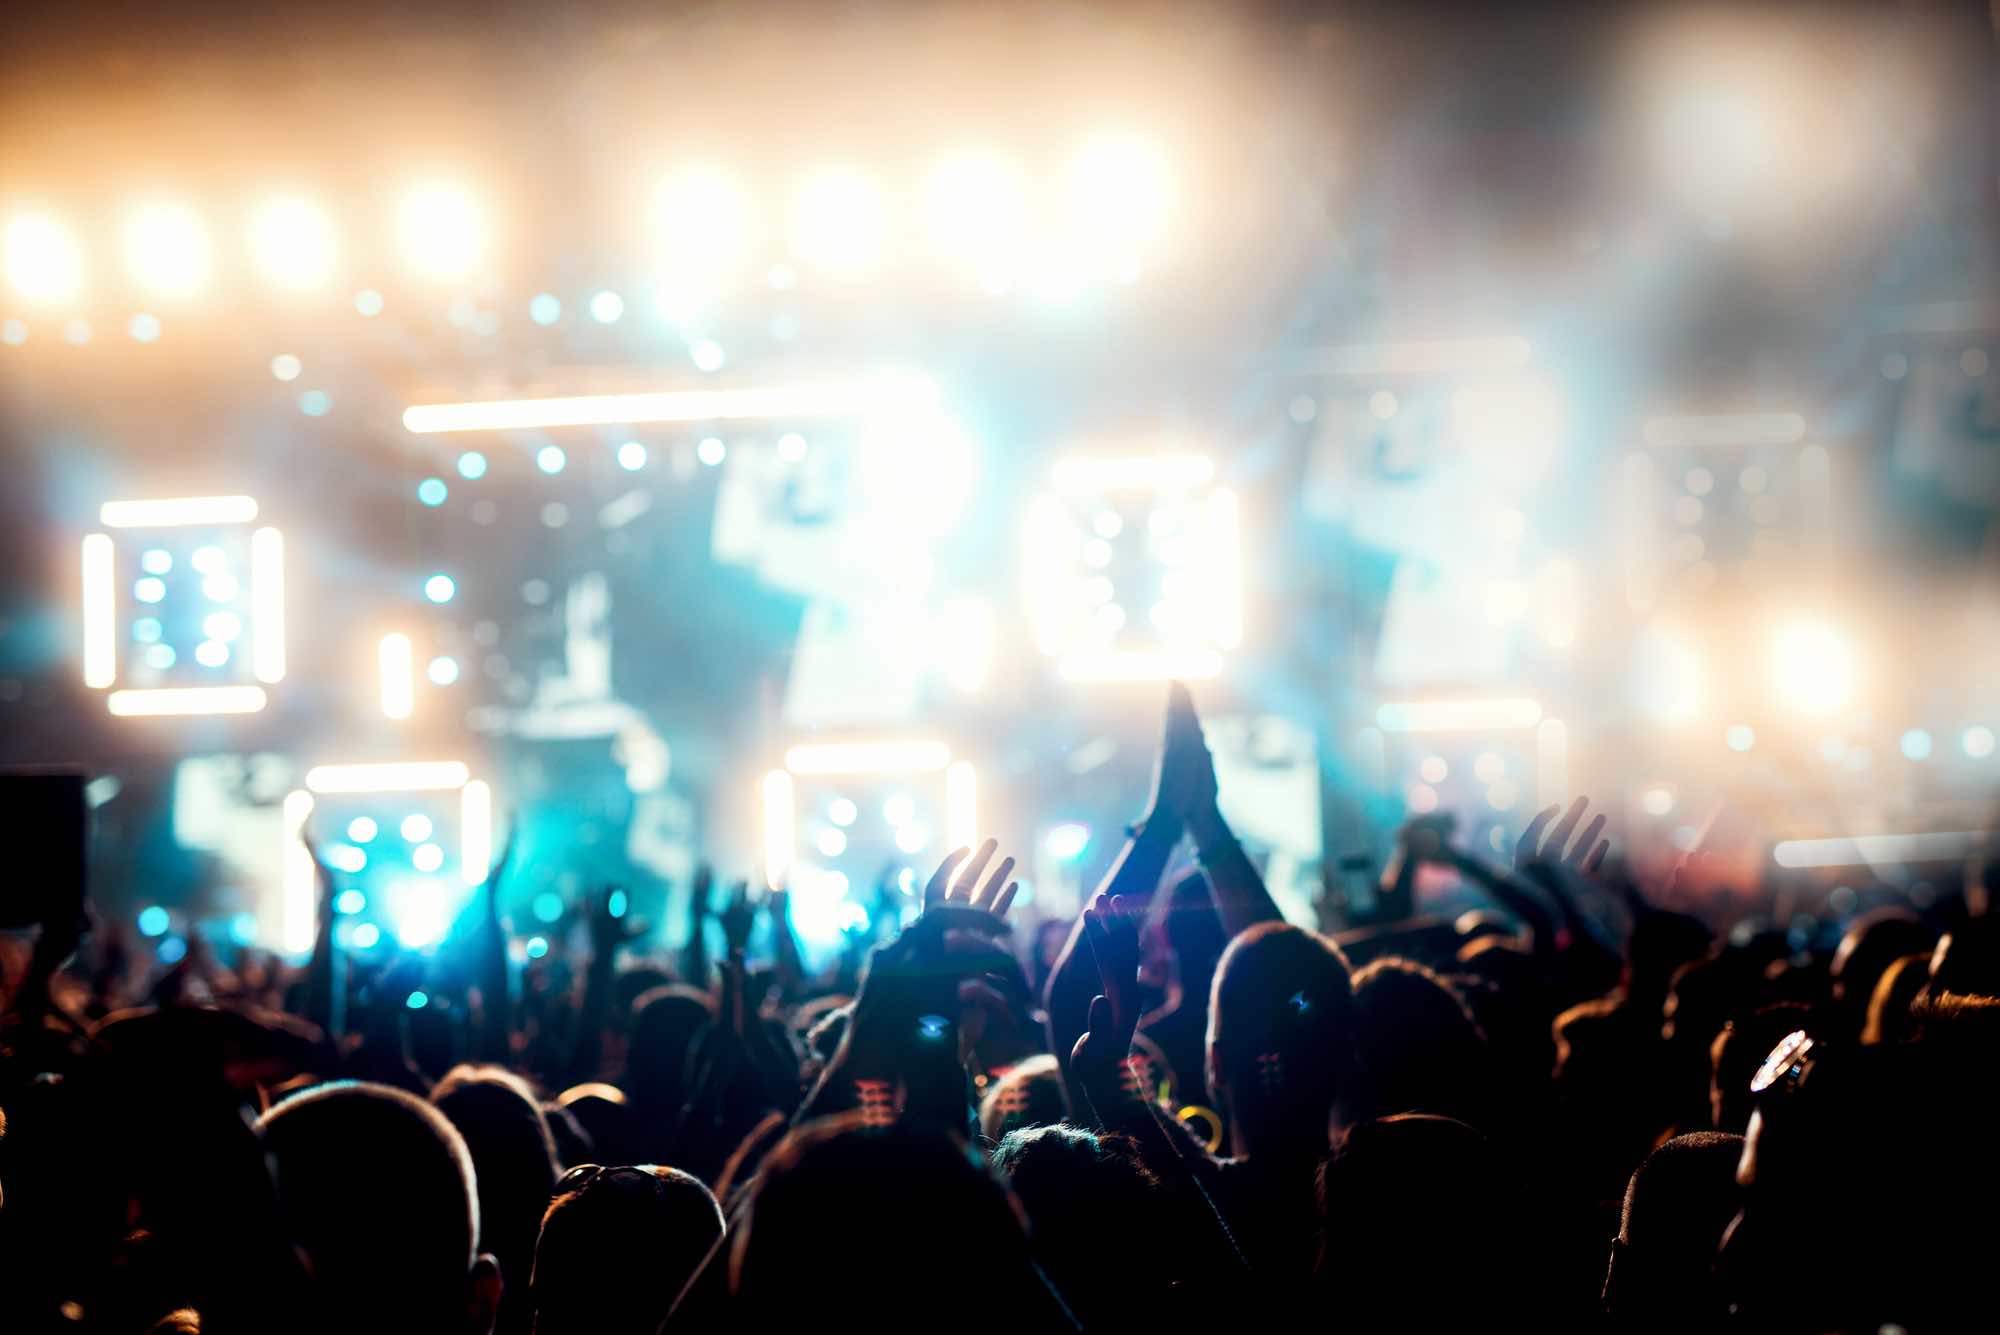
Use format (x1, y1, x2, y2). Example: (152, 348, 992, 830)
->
(784, 740, 953, 775)
(401, 378, 938, 434)
(1053, 456, 1215, 491)
(82, 533, 116, 688)
(1642, 413, 1806, 448)
(100, 495, 260, 528)
(1773, 832, 1983, 869)
(1375, 697, 1544, 732)
(108, 686, 268, 716)
(1058, 650, 1225, 683)
(305, 760, 470, 793)
(1299, 337, 1532, 377)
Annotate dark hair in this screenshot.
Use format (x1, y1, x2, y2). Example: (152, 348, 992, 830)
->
(1602, 1131, 1743, 1329)
(989, 1125, 1163, 1330)
(1349, 956, 1492, 1129)
(977, 1053, 1066, 1142)
(1207, 922, 1357, 1142)
(530, 1164, 723, 1335)
(431, 1065, 559, 1335)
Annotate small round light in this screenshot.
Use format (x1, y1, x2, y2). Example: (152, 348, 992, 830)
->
(589, 289, 624, 323)
(457, 451, 488, 480)
(828, 798, 857, 827)
(617, 441, 647, 471)
(401, 813, 434, 842)
(525, 935, 550, 959)
(191, 545, 226, 574)
(406, 990, 430, 1010)
(351, 922, 382, 948)
(144, 643, 177, 670)
(354, 289, 384, 316)
(1901, 729, 1934, 762)
(141, 548, 173, 575)
(194, 639, 229, 668)
(134, 577, 167, 604)
(334, 888, 366, 915)
(298, 389, 331, 417)
(202, 572, 238, 603)
(815, 827, 849, 858)
(533, 892, 564, 923)
(138, 905, 171, 937)
(412, 842, 445, 873)
(1964, 726, 1996, 759)
(202, 611, 241, 642)
(347, 816, 378, 843)
(424, 574, 456, 604)
(536, 445, 566, 475)
(128, 313, 161, 343)
(697, 436, 727, 466)
(1726, 724, 1756, 752)
(777, 432, 807, 462)
(132, 617, 163, 643)
(528, 293, 561, 325)
(427, 656, 460, 685)
(691, 339, 725, 372)
(417, 478, 449, 506)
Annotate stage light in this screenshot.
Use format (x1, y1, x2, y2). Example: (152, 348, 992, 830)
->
(352, 923, 382, 948)
(327, 844, 366, 874)
(791, 165, 885, 275)
(144, 645, 177, 670)
(82, 535, 116, 687)
(924, 150, 1026, 277)
(528, 293, 560, 325)
(122, 201, 212, 300)
(417, 478, 448, 506)
(271, 354, 302, 381)
(101, 495, 258, 528)
(128, 314, 161, 343)
(428, 656, 459, 685)
(138, 905, 170, 937)
(298, 390, 331, 417)
(134, 576, 166, 604)
(334, 888, 366, 914)
(132, 618, 162, 643)
(1726, 724, 1757, 752)
(193, 639, 229, 668)
(379, 633, 414, 719)
(1773, 832, 1981, 870)
(536, 445, 566, 475)
(762, 769, 796, 891)
(347, 816, 378, 843)
(354, 289, 384, 316)
(1375, 698, 1544, 732)
(401, 813, 435, 842)
(386, 882, 448, 948)
(827, 797, 857, 827)
(814, 827, 848, 858)
(1641, 787, 1676, 816)
(1964, 726, 1996, 759)
(1045, 822, 1090, 863)
(785, 740, 952, 775)
(532, 892, 563, 923)
(248, 196, 337, 291)
(457, 451, 488, 479)
(589, 289, 623, 323)
(691, 339, 725, 372)
(525, 936, 548, 959)
(412, 842, 445, 873)
(5, 212, 85, 304)
(402, 378, 939, 434)
(305, 761, 470, 794)
(883, 793, 917, 827)
(396, 182, 487, 281)
(1067, 130, 1174, 266)
(697, 436, 726, 466)
(423, 574, 455, 604)
(108, 686, 266, 716)
(617, 441, 647, 471)
(459, 780, 491, 884)
(653, 164, 752, 279)
(1901, 729, 1933, 762)
(1767, 619, 1856, 715)
(202, 572, 238, 602)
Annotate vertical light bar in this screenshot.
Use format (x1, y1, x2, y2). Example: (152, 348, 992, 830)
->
(1621, 452, 1657, 614)
(379, 633, 414, 719)
(762, 769, 796, 891)
(946, 760, 978, 851)
(82, 533, 116, 687)
(460, 779, 492, 885)
(251, 526, 286, 683)
(1206, 487, 1243, 650)
(1536, 718, 1569, 811)
(281, 788, 316, 955)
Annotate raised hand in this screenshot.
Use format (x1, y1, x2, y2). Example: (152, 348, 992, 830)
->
(587, 884, 646, 956)
(1071, 893, 1143, 1101)
(1517, 796, 1609, 875)
(718, 880, 757, 955)
(921, 838, 1020, 920)
(1145, 681, 1218, 830)
(687, 863, 716, 929)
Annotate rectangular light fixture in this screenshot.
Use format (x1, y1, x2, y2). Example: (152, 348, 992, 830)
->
(784, 740, 953, 775)
(402, 378, 939, 435)
(1375, 697, 1544, 732)
(1642, 413, 1806, 448)
(100, 495, 260, 528)
(281, 789, 317, 955)
(1772, 832, 1982, 869)
(250, 527, 286, 683)
(379, 633, 414, 720)
(459, 780, 493, 886)
(762, 769, 796, 891)
(108, 686, 268, 716)
(1052, 455, 1215, 491)
(305, 761, 470, 793)
(1058, 650, 1225, 683)
(82, 533, 116, 688)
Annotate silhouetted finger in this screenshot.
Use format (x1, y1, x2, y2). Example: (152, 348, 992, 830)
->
(973, 856, 1015, 911)
(1545, 797, 1589, 860)
(950, 838, 1000, 903)
(923, 846, 972, 912)
(1583, 839, 1610, 876)
(990, 881, 1019, 918)
(1569, 813, 1607, 868)
(1516, 805, 1560, 866)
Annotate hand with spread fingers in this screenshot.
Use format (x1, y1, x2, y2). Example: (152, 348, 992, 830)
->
(1516, 796, 1610, 876)
(1071, 892, 1145, 1115)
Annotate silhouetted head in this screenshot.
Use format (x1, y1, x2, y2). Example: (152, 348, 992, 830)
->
(1862, 953, 1931, 1045)
(257, 1081, 500, 1335)
(432, 1065, 559, 1334)
(623, 985, 715, 1137)
(1207, 923, 1357, 1156)
(1830, 910, 1933, 1036)
(1348, 956, 1491, 1130)
(978, 1053, 1066, 1142)
(1602, 1131, 1743, 1330)
(530, 1164, 723, 1335)
(990, 1125, 1161, 1327)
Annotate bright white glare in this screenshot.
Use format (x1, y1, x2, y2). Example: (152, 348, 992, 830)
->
(387, 884, 449, 948)
(1964, 726, 1996, 759)
(379, 633, 414, 720)
(814, 827, 849, 858)
(1767, 619, 1856, 715)
(348, 816, 378, 843)
(1644, 413, 1806, 448)
(250, 528, 285, 683)
(785, 740, 952, 775)
(1727, 724, 1757, 752)
(412, 842, 446, 873)
(1045, 823, 1090, 862)
(1067, 130, 1174, 265)
(828, 798, 857, 827)
(82, 534, 116, 688)
(122, 202, 212, 300)
(883, 794, 917, 827)
(589, 290, 624, 323)
(1773, 832, 1981, 869)
(101, 495, 258, 528)
(791, 166, 885, 275)
(428, 656, 459, 685)
(616, 441, 647, 471)
(5, 212, 85, 304)
(107, 686, 267, 716)
(858, 411, 978, 537)
(1636, 630, 1704, 724)
(946, 760, 978, 851)
(401, 813, 434, 842)
(895, 825, 931, 855)
(305, 761, 470, 794)
(458, 780, 490, 884)
(401, 378, 940, 434)
(1376, 698, 1544, 732)
(193, 639, 229, 668)
(654, 164, 752, 278)
(395, 182, 488, 281)
(762, 770, 796, 891)
(282, 790, 316, 955)
(1900, 729, 1933, 762)
(248, 196, 337, 290)
(1053, 456, 1214, 491)
(1058, 650, 1224, 683)
(1641, 786, 1676, 816)
(924, 150, 1027, 276)
(697, 436, 727, 466)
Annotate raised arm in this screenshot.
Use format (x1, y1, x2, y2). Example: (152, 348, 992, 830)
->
(1173, 685, 1283, 939)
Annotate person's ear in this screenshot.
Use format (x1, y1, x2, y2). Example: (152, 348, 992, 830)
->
(466, 1253, 502, 1335)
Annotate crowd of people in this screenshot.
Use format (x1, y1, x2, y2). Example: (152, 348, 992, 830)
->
(2, 683, 1997, 1332)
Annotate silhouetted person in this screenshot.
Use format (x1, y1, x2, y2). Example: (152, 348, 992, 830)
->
(530, 1163, 723, 1335)
(432, 1065, 561, 1335)
(1601, 1131, 1743, 1331)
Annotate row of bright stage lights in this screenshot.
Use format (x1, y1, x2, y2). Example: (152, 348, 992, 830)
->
(2, 134, 1175, 306)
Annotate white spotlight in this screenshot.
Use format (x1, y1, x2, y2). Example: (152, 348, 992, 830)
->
(654, 165, 752, 278)
(791, 166, 885, 275)
(5, 212, 85, 304)
(122, 202, 212, 300)
(1768, 618, 1857, 716)
(923, 150, 1026, 277)
(395, 182, 487, 281)
(1068, 130, 1174, 265)
(248, 196, 338, 291)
